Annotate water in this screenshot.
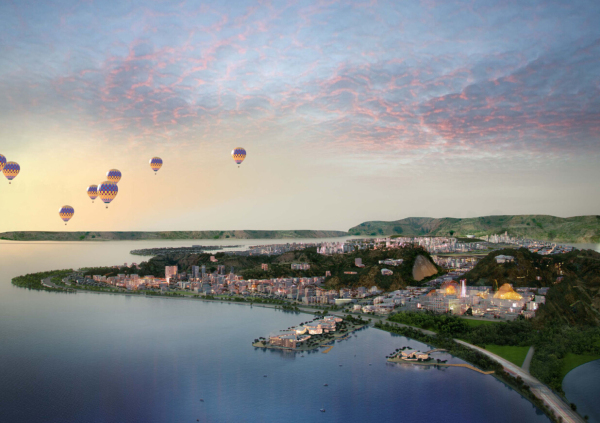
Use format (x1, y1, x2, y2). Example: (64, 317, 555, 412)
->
(563, 360, 600, 423)
(566, 243, 600, 253)
(0, 240, 551, 422)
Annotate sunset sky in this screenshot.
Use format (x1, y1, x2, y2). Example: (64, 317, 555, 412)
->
(1, 0, 599, 232)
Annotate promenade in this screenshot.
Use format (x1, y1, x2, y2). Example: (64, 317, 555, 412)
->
(455, 340, 583, 423)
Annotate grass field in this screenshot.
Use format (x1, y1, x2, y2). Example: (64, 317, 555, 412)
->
(462, 319, 500, 328)
(561, 353, 600, 380)
(484, 344, 531, 367)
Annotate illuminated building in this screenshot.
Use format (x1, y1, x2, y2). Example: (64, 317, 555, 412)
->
(493, 283, 523, 300)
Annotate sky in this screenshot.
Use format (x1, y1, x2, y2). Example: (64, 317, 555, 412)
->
(0, 0, 599, 232)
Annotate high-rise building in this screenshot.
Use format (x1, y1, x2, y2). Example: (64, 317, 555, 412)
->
(201, 265, 206, 277)
(191, 266, 200, 280)
(165, 266, 178, 283)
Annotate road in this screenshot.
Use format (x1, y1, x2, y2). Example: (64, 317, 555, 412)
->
(40, 277, 60, 289)
(522, 346, 535, 372)
(455, 340, 583, 423)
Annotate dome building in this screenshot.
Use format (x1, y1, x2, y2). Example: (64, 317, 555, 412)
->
(493, 283, 523, 301)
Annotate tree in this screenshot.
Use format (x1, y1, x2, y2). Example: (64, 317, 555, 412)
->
(449, 230, 455, 236)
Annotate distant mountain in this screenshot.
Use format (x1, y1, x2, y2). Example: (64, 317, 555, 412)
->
(0, 230, 348, 242)
(348, 215, 600, 243)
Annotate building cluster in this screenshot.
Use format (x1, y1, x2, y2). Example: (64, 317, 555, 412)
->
(227, 242, 320, 257)
(317, 242, 356, 255)
(400, 349, 430, 361)
(432, 256, 479, 274)
(409, 281, 549, 320)
(268, 316, 343, 349)
(291, 263, 310, 270)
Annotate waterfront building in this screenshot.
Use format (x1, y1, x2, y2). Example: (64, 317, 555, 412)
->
(401, 350, 429, 360)
(269, 333, 311, 349)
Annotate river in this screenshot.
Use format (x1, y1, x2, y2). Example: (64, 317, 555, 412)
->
(0, 239, 552, 422)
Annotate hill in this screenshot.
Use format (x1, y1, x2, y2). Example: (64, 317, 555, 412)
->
(348, 215, 600, 243)
(108, 245, 441, 292)
(461, 247, 600, 327)
(0, 230, 348, 242)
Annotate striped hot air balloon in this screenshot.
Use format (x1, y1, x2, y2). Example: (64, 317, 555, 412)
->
(150, 157, 163, 174)
(0, 154, 6, 172)
(107, 169, 122, 184)
(98, 181, 118, 208)
(59, 205, 74, 225)
(3, 161, 20, 184)
(231, 147, 246, 167)
(87, 185, 98, 203)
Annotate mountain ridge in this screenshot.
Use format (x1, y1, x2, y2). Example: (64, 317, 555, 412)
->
(349, 214, 600, 243)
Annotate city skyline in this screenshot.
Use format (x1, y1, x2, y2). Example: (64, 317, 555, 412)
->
(1, 0, 599, 232)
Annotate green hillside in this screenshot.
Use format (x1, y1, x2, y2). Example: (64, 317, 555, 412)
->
(348, 215, 600, 243)
(0, 230, 347, 242)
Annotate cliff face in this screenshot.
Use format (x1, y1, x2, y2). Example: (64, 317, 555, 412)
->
(0, 230, 348, 241)
(412, 255, 438, 281)
(348, 215, 600, 243)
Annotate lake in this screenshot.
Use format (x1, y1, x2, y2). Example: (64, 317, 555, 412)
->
(563, 359, 600, 423)
(0, 239, 552, 422)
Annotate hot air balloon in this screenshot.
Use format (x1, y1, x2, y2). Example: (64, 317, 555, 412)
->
(107, 169, 122, 184)
(3, 161, 20, 184)
(150, 157, 163, 174)
(87, 185, 98, 203)
(0, 154, 6, 171)
(98, 181, 118, 208)
(59, 206, 74, 225)
(231, 147, 246, 168)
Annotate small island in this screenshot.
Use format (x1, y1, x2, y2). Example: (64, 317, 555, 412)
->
(252, 315, 368, 351)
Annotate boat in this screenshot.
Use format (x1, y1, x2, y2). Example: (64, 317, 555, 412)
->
(263, 375, 267, 377)
(323, 384, 328, 387)
(199, 399, 204, 402)
(320, 408, 326, 413)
